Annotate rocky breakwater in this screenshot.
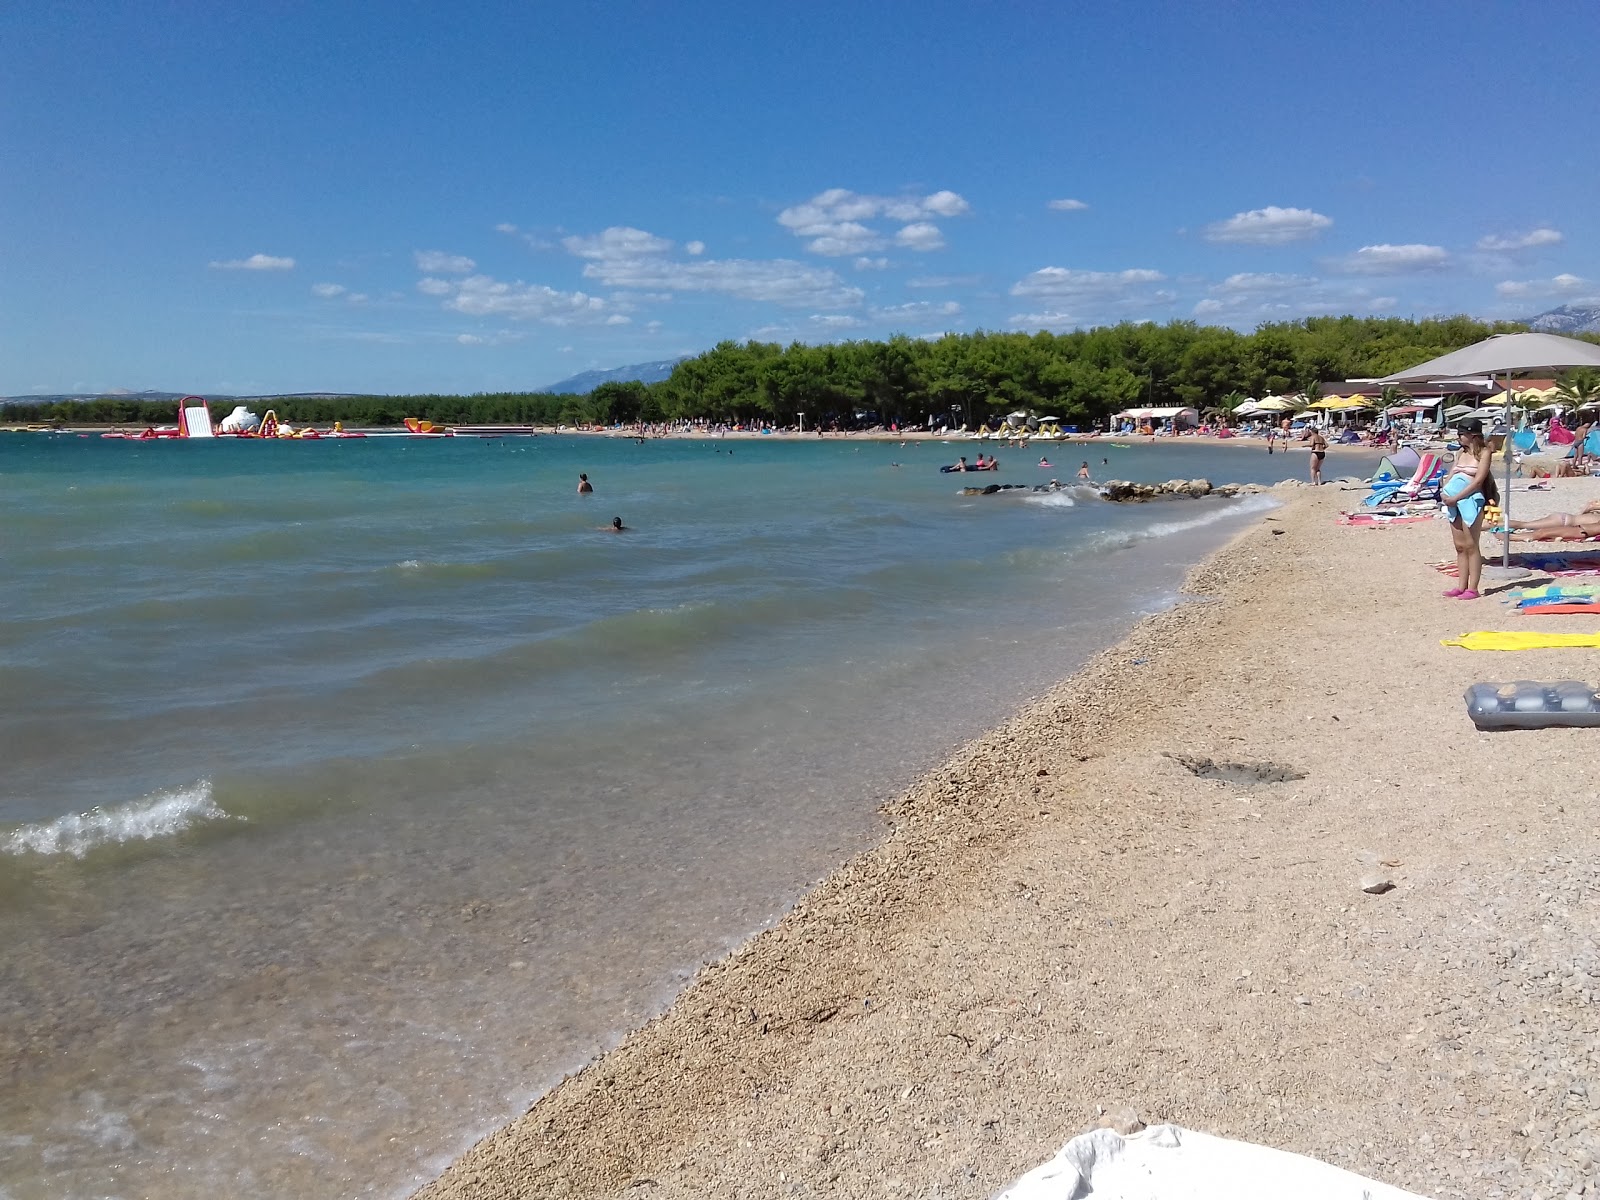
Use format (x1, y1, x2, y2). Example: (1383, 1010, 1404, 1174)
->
(1098, 478, 1304, 502)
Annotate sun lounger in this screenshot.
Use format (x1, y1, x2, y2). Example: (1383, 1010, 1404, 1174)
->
(1365, 452, 1444, 507)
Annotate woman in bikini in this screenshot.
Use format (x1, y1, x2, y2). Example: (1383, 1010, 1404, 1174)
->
(1508, 500, 1600, 540)
(1442, 418, 1498, 600)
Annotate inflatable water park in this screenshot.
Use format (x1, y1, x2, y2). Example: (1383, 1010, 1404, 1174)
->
(98, 397, 459, 440)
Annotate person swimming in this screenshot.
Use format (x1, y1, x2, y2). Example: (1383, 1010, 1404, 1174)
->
(577, 473, 593, 494)
(602, 516, 628, 532)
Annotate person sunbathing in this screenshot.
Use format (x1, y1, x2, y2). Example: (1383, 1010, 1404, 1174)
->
(1509, 502, 1600, 539)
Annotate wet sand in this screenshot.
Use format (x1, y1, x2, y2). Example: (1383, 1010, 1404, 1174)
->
(417, 477, 1600, 1199)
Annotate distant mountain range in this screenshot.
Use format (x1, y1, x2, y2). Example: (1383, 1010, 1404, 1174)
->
(541, 357, 688, 394)
(1528, 304, 1600, 335)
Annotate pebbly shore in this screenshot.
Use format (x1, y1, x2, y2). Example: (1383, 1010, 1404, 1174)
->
(415, 478, 1600, 1200)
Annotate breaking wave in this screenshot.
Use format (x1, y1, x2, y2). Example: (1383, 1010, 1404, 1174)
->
(3, 781, 228, 859)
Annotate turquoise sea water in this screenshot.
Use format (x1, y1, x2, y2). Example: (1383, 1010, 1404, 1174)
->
(0, 433, 1376, 1198)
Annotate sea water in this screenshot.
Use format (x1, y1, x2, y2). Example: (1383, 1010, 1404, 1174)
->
(0, 433, 1377, 1198)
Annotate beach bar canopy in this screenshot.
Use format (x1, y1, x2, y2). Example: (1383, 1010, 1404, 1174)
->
(1114, 406, 1198, 423)
(1381, 333, 1600, 570)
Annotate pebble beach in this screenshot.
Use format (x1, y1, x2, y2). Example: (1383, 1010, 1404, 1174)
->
(418, 475, 1600, 1200)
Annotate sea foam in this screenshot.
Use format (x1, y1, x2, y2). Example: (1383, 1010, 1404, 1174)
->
(1084, 494, 1280, 553)
(4, 781, 227, 858)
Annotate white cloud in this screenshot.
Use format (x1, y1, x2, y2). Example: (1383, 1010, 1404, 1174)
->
(210, 253, 295, 270)
(803, 222, 884, 257)
(311, 282, 347, 298)
(420, 274, 613, 325)
(854, 256, 890, 270)
(907, 274, 984, 289)
(1193, 299, 1226, 316)
(871, 300, 962, 321)
(810, 314, 865, 329)
(777, 188, 970, 256)
(1203, 206, 1332, 245)
(645, 320, 663, 332)
(495, 221, 555, 250)
(920, 190, 971, 218)
(895, 222, 945, 251)
(415, 250, 477, 274)
(1008, 266, 1173, 330)
(1477, 227, 1563, 252)
(685, 240, 706, 256)
(345, 292, 369, 305)
(456, 330, 529, 346)
(562, 226, 674, 260)
(1332, 243, 1450, 275)
(1496, 273, 1587, 299)
(562, 224, 863, 308)
(1008, 310, 1084, 331)
(1213, 272, 1317, 295)
(1048, 198, 1089, 212)
(1010, 267, 1167, 300)
(604, 314, 631, 326)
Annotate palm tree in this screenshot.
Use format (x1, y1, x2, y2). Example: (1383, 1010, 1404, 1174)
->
(1379, 385, 1408, 411)
(1556, 369, 1600, 411)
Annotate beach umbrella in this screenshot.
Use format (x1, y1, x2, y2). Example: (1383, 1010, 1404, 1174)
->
(1252, 396, 1295, 412)
(1380, 333, 1600, 569)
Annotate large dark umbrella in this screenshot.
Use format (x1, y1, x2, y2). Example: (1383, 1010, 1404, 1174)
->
(1380, 333, 1600, 569)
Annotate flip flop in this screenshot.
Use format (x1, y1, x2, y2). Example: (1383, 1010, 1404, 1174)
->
(1457, 589, 1480, 600)
(1442, 587, 1466, 597)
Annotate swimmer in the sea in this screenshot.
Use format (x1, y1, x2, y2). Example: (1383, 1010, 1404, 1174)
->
(602, 517, 628, 532)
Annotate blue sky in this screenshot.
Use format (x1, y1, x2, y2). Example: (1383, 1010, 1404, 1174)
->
(4, 1, 1597, 396)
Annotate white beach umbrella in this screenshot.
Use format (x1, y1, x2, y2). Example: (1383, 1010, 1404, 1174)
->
(1380, 333, 1600, 570)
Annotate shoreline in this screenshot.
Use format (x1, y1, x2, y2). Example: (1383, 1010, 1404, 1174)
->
(8, 424, 1384, 456)
(415, 480, 1600, 1198)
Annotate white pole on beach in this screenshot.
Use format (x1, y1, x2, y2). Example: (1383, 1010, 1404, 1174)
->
(1501, 373, 1515, 569)
(798, 411, 804, 433)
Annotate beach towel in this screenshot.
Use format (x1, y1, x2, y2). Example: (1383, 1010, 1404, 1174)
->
(997, 1124, 1429, 1200)
(1438, 564, 1600, 580)
(1514, 584, 1600, 602)
(1337, 512, 1435, 526)
(1443, 631, 1600, 651)
(1517, 604, 1600, 615)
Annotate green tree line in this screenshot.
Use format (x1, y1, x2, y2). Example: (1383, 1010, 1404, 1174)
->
(9, 315, 1593, 429)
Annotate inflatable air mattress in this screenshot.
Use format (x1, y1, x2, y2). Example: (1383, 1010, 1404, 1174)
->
(1466, 681, 1600, 729)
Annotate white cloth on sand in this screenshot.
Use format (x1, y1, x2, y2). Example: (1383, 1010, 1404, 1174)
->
(995, 1124, 1431, 1200)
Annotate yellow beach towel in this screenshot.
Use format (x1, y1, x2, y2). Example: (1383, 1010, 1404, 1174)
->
(1443, 631, 1600, 651)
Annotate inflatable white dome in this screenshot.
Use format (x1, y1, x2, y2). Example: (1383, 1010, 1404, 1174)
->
(218, 405, 261, 432)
